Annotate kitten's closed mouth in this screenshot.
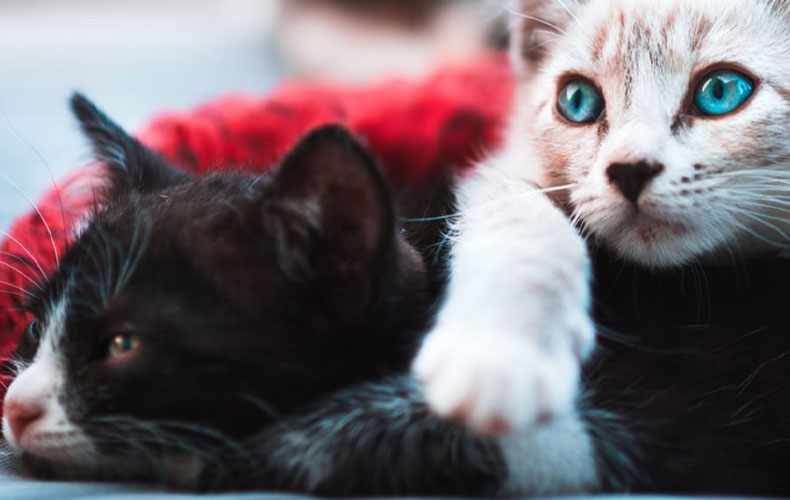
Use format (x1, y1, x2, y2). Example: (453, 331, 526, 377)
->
(627, 212, 689, 244)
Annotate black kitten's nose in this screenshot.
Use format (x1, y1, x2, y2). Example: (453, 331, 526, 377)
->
(606, 160, 664, 204)
(4, 397, 44, 444)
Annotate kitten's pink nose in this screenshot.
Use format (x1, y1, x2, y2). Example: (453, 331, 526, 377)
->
(5, 397, 44, 443)
(606, 160, 664, 204)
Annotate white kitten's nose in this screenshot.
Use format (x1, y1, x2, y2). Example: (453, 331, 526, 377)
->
(606, 160, 664, 204)
(4, 396, 44, 444)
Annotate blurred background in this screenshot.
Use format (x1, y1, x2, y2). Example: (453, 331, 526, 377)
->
(0, 0, 506, 231)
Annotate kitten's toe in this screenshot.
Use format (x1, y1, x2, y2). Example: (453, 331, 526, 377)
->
(413, 331, 580, 435)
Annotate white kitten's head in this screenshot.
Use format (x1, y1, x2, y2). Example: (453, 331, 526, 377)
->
(514, 0, 790, 267)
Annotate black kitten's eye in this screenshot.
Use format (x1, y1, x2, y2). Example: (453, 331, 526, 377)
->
(107, 333, 140, 358)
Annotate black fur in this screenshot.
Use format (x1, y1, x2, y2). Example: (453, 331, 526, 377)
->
(7, 94, 508, 494)
(71, 94, 188, 194)
(238, 376, 505, 496)
(588, 248, 790, 495)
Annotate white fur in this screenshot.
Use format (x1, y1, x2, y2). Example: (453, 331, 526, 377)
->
(420, 0, 790, 493)
(2, 298, 95, 461)
(527, 0, 790, 266)
(498, 408, 600, 496)
(413, 134, 594, 435)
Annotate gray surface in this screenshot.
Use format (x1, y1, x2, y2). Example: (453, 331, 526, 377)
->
(0, 473, 307, 500)
(0, 447, 755, 500)
(0, 470, 729, 500)
(0, 445, 719, 500)
(0, 446, 310, 499)
(0, 465, 704, 500)
(0, 0, 283, 232)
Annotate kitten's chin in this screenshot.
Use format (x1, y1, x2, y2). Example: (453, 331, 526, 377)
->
(595, 215, 712, 269)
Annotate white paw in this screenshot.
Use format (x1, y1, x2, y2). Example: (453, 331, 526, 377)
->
(413, 318, 591, 435)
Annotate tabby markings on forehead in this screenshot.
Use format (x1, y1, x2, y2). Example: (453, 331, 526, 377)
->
(586, 8, 714, 108)
(776, 86, 790, 104)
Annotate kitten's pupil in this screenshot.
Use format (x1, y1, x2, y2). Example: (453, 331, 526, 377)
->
(713, 79, 725, 100)
(572, 89, 583, 110)
(107, 333, 139, 357)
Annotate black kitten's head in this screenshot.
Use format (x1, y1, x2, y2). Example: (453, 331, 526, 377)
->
(1, 94, 428, 485)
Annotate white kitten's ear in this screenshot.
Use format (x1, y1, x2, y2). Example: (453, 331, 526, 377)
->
(510, 0, 583, 73)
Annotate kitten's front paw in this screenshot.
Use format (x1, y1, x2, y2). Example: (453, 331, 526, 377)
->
(413, 320, 590, 435)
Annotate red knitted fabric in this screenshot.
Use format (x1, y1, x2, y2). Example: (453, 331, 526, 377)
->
(0, 53, 514, 403)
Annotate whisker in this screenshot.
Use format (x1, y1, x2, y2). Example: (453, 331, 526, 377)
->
(240, 393, 283, 422)
(0, 173, 60, 268)
(0, 232, 47, 280)
(115, 211, 151, 295)
(727, 214, 786, 248)
(87, 415, 248, 486)
(0, 289, 34, 301)
(719, 169, 790, 177)
(431, 230, 455, 266)
(731, 199, 790, 218)
(86, 223, 115, 306)
(402, 183, 578, 223)
(554, 0, 581, 25)
(532, 38, 562, 51)
(0, 280, 37, 299)
(533, 28, 562, 40)
(0, 259, 43, 291)
(501, 5, 568, 35)
(737, 210, 790, 244)
(722, 192, 790, 207)
(0, 101, 68, 242)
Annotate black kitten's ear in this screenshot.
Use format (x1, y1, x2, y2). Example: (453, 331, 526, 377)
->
(273, 125, 394, 257)
(270, 125, 396, 321)
(70, 93, 187, 194)
(513, 0, 583, 72)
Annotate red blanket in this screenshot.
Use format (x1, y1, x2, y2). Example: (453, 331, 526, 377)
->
(0, 53, 514, 400)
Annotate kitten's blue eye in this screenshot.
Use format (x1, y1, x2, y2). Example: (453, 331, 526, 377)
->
(694, 69, 754, 116)
(557, 79, 604, 123)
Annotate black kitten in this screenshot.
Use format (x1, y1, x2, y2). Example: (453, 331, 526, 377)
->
(0, 94, 509, 494)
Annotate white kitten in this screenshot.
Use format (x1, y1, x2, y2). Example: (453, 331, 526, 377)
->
(525, 0, 790, 268)
(415, 0, 790, 438)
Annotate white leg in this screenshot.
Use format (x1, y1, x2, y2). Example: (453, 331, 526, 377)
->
(413, 145, 594, 435)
